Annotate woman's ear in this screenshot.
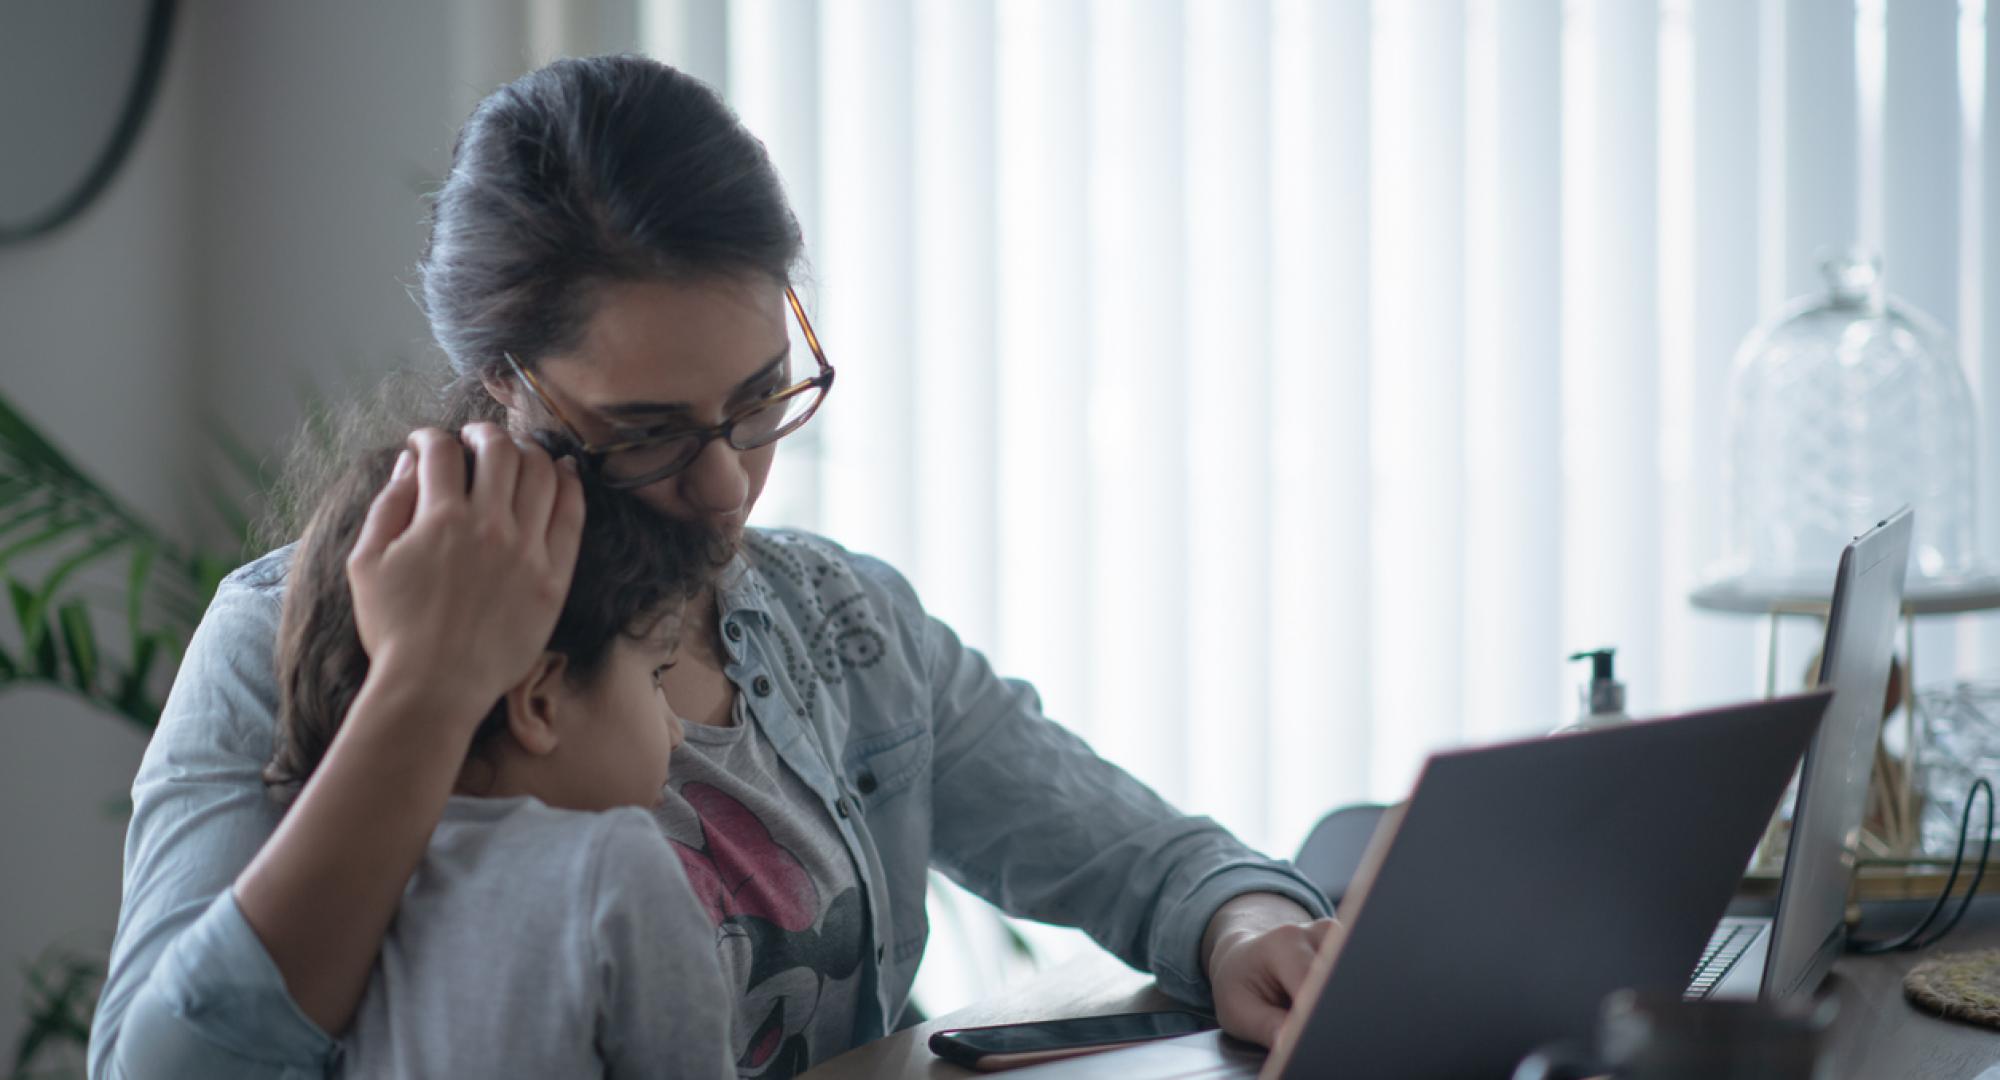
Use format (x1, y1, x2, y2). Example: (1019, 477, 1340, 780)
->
(503, 652, 571, 757)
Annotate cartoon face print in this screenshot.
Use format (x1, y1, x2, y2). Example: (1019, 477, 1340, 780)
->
(670, 782, 866, 1078)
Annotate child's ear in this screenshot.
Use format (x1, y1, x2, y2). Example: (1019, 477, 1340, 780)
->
(480, 371, 518, 412)
(502, 652, 571, 757)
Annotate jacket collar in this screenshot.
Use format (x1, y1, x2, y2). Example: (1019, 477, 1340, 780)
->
(712, 549, 777, 631)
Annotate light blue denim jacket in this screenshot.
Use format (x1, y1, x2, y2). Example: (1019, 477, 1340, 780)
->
(90, 527, 1329, 1078)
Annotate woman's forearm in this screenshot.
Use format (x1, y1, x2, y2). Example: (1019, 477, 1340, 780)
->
(231, 663, 484, 1034)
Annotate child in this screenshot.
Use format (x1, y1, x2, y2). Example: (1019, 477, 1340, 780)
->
(265, 437, 735, 1078)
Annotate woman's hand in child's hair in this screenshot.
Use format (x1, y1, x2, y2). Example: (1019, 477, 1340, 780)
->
(345, 424, 585, 734)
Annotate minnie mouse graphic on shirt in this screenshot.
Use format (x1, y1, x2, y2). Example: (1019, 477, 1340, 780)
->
(670, 781, 865, 1079)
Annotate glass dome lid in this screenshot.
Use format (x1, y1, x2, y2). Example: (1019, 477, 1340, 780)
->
(1709, 253, 1988, 600)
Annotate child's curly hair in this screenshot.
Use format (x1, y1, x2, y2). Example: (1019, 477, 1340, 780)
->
(264, 435, 730, 805)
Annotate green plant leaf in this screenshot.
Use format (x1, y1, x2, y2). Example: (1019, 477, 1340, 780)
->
(0, 478, 45, 520)
(0, 390, 253, 735)
(57, 602, 98, 694)
(114, 633, 162, 724)
(0, 394, 93, 489)
(34, 530, 129, 603)
(149, 628, 188, 668)
(0, 510, 87, 569)
(0, 392, 189, 567)
(16, 531, 127, 663)
(125, 540, 156, 644)
(0, 503, 60, 552)
(191, 552, 236, 601)
(9, 580, 59, 678)
(11, 947, 102, 1077)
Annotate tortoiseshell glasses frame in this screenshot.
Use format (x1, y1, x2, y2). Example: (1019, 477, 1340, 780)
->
(505, 286, 835, 490)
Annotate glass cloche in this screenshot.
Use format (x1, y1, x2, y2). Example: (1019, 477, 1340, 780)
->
(1710, 253, 1985, 597)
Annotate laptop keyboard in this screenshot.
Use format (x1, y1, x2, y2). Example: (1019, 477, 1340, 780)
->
(1684, 922, 1756, 999)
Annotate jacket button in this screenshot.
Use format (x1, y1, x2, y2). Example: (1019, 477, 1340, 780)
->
(836, 796, 853, 818)
(856, 771, 878, 796)
(752, 675, 773, 697)
(725, 621, 744, 643)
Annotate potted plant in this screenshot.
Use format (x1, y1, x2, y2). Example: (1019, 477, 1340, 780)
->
(1, 392, 265, 1079)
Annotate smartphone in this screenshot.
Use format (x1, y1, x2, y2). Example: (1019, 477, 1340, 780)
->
(927, 1010, 1216, 1071)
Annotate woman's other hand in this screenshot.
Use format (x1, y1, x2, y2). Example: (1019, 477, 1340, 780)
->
(346, 423, 585, 729)
(1202, 894, 1338, 1049)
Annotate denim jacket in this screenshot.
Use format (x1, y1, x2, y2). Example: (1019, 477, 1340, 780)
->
(90, 528, 1329, 1078)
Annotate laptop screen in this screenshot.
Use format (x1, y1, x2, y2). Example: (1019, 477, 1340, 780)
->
(1762, 509, 1912, 1001)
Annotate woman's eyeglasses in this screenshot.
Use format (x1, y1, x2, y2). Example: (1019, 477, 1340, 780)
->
(505, 286, 835, 490)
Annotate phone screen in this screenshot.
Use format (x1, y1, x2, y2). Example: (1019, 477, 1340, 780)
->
(928, 1010, 1214, 1068)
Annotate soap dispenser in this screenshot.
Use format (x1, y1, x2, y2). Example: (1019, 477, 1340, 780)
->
(1561, 648, 1630, 733)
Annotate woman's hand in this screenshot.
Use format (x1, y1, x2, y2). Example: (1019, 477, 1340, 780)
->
(1202, 894, 1338, 1049)
(234, 424, 583, 1035)
(346, 423, 585, 730)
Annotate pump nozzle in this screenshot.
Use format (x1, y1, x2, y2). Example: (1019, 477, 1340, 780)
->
(1568, 648, 1617, 682)
(1565, 648, 1627, 728)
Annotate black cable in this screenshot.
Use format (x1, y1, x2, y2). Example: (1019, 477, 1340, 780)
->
(1848, 777, 1994, 954)
(1907, 778, 1996, 950)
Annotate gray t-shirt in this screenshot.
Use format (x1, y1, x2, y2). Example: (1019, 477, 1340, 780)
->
(653, 697, 865, 1079)
(339, 796, 734, 1079)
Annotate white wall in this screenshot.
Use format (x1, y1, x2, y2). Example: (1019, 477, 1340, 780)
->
(182, 0, 463, 453)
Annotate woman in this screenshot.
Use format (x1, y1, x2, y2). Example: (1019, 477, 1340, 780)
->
(91, 56, 1332, 1079)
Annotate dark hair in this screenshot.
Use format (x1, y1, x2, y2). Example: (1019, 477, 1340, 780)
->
(263, 57, 796, 549)
(421, 55, 803, 386)
(263, 434, 730, 804)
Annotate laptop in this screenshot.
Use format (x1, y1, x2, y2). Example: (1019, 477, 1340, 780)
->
(1005, 523, 1918, 1079)
(1695, 507, 1913, 1002)
(1004, 694, 1831, 1079)
(1266, 694, 1832, 1078)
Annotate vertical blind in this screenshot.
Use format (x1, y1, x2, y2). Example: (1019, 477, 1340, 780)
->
(618, 0, 2000, 865)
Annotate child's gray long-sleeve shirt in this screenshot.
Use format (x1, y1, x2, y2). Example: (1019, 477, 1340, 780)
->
(338, 795, 733, 1079)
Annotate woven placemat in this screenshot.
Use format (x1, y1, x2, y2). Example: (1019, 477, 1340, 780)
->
(1906, 949, 2000, 1028)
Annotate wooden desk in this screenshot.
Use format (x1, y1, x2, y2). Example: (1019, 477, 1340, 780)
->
(1821, 898, 2000, 1078)
(803, 900, 2000, 1079)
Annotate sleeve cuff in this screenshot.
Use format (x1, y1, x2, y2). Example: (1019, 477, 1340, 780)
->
(1151, 862, 1334, 1010)
(153, 889, 340, 1069)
